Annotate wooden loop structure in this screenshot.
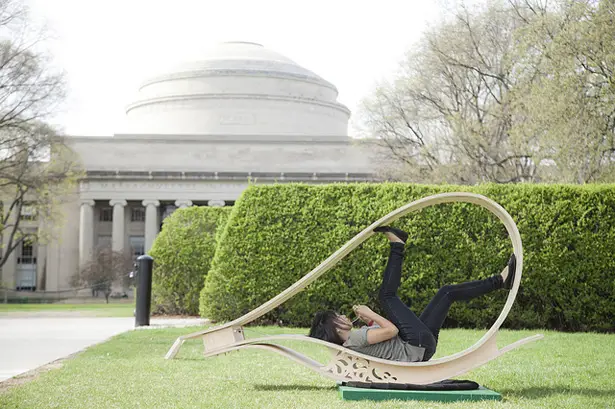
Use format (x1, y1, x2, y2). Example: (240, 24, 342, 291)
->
(165, 192, 543, 385)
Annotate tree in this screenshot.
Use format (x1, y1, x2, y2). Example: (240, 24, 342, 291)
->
(358, 0, 537, 183)
(357, 0, 615, 184)
(510, 0, 615, 183)
(70, 247, 133, 303)
(0, 0, 81, 272)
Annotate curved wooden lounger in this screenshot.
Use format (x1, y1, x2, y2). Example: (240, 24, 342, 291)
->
(200, 333, 543, 384)
(165, 192, 543, 385)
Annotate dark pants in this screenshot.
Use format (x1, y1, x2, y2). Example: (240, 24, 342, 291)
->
(378, 242, 503, 361)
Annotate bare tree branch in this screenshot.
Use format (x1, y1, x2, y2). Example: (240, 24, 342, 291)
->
(0, 0, 81, 274)
(357, 0, 615, 184)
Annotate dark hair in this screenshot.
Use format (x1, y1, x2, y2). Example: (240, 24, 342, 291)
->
(308, 310, 347, 345)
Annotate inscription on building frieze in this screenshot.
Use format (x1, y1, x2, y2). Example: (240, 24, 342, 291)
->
(80, 181, 244, 192)
(219, 112, 255, 125)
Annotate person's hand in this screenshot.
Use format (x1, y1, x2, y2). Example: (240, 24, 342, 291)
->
(353, 305, 374, 321)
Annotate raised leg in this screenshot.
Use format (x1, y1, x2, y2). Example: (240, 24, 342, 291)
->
(419, 275, 503, 342)
(378, 242, 437, 359)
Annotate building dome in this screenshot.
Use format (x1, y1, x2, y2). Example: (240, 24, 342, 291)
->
(119, 42, 351, 139)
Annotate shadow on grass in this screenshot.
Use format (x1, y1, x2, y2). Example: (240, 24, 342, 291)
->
(498, 386, 615, 399)
(171, 357, 208, 361)
(253, 384, 337, 392)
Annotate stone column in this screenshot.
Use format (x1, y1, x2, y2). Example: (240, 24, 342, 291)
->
(142, 200, 160, 253)
(35, 243, 47, 291)
(174, 200, 192, 209)
(207, 200, 225, 207)
(79, 199, 95, 267)
(35, 217, 47, 290)
(110, 199, 127, 253)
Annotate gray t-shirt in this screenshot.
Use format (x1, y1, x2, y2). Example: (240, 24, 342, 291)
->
(343, 325, 425, 362)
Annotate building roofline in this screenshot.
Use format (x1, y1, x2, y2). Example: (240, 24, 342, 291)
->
(65, 134, 362, 145)
(84, 170, 380, 183)
(138, 68, 339, 95)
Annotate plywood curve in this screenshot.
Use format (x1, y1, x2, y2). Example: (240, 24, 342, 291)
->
(202, 333, 543, 384)
(165, 192, 541, 381)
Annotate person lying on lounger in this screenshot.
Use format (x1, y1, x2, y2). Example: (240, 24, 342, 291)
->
(308, 226, 516, 362)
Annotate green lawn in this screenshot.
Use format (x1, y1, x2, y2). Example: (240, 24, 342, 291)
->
(0, 326, 613, 408)
(0, 302, 135, 317)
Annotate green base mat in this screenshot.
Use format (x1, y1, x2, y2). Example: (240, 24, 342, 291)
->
(338, 385, 502, 402)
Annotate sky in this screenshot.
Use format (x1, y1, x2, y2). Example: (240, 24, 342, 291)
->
(25, 0, 448, 136)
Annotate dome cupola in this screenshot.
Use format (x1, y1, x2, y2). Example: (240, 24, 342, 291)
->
(119, 42, 350, 139)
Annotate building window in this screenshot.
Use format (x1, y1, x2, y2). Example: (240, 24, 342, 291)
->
(162, 205, 176, 221)
(20, 204, 37, 221)
(97, 235, 112, 249)
(131, 207, 145, 222)
(129, 236, 145, 259)
(17, 241, 36, 264)
(99, 207, 113, 222)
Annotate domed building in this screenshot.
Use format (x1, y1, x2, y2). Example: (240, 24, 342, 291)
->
(121, 41, 351, 138)
(1, 42, 380, 293)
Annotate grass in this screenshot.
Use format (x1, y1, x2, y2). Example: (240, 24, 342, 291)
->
(0, 302, 135, 317)
(1, 326, 613, 408)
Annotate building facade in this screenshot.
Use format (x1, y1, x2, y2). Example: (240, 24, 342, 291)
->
(1, 41, 382, 294)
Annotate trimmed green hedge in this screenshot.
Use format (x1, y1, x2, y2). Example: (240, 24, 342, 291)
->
(200, 183, 615, 332)
(150, 206, 231, 316)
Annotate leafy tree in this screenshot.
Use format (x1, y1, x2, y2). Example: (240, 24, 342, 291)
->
(358, 0, 615, 184)
(150, 206, 231, 316)
(358, 0, 536, 183)
(510, 0, 615, 183)
(0, 0, 81, 271)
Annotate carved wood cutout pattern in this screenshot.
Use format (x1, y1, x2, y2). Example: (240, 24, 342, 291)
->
(324, 351, 398, 382)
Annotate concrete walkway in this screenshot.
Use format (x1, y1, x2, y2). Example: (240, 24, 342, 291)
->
(0, 316, 207, 383)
